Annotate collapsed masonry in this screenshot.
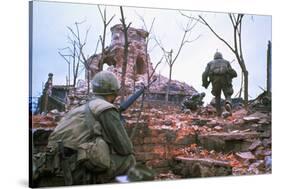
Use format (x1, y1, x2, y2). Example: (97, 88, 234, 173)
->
(87, 24, 153, 82)
(87, 24, 197, 100)
(37, 24, 197, 113)
(33, 99, 272, 179)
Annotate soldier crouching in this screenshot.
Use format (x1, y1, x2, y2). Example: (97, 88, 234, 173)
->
(32, 71, 136, 187)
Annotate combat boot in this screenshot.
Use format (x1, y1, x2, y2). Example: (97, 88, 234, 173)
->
(222, 101, 232, 118)
(225, 101, 232, 113)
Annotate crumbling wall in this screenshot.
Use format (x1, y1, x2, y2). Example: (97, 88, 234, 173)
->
(87, 24, 154, 87)
(126, 123, 197, 174)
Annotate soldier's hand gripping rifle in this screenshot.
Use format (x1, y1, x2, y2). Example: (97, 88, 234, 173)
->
(119, 77, 157, 113)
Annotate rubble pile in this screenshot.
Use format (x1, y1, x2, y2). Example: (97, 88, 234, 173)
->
(107, 67, 196, 96)
(122, 99, 271, 179)
(32, 109, 64, 128)
(149, 74, 197, 95)
(249, 91, 271, 112)
(31, 92, 271, 180)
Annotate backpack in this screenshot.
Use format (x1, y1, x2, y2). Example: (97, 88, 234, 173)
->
(32, 98, 114, 186)
(209, 60, 229, 75)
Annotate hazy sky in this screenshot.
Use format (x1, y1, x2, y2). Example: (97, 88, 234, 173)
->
(31, 1, 271, 103)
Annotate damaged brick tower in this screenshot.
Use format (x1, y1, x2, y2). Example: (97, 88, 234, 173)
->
(87, 24, 196, 102)
(87, 24, 154, 92)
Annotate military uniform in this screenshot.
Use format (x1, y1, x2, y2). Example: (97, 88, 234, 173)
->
(181, 92, 205, 111)
(32, 71, 135, 187)
(202, 52, 237, 116)
(47, 96, 135, 184)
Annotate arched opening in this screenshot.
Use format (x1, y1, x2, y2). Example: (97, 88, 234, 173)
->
(102, 63, 110, 71)
(101, 56, 117, 71)
(136, 56, 145, 74)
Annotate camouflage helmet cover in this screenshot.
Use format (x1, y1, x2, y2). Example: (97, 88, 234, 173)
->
(92, 71, 120, 95)
(214, 52, 223, 59)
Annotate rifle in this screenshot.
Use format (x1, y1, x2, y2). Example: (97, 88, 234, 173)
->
(119, 77, 157, 112)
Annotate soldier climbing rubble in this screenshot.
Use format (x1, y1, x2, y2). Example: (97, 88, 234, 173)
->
(202, 51, 237, 117)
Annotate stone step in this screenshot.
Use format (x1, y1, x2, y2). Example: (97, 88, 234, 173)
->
(172, 156, 232, 178)
(198, 132, 260, 152)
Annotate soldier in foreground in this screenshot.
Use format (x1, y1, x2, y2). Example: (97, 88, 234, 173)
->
(202, 52, 237, 116)
(33, 71, 136, 186)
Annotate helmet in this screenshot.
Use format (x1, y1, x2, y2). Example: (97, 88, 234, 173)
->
(92, 71, 120, 95)
(214, 52, 223, 59)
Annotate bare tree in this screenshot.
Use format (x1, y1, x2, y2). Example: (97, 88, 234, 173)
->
(97, 5, 115, 71)
(155, 17, 200, 102)
(148, 56, 163, 82)
(181, 12, 249, 107)
(58, 41, 80, 87)
(59, 20, 93, 94)
(119, 6, 132, 103)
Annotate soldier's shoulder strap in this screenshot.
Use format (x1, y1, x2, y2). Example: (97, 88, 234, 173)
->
(89, 98, 117, 117)
(84, 98, 117, 138)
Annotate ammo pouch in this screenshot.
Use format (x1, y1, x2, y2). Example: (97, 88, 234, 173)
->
(77, 137, 110, 171)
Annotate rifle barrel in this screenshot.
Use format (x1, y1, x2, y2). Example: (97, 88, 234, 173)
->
(119, 87, 145, 112)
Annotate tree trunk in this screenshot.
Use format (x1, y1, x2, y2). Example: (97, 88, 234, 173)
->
(243, 70, 249, 108)
(146, 46, 150, 92)
(165, 65, 172, 102)
(121, 45, 128, 103)
(133, 63, 136, 92)
(235, 53, 248, 108)
(267, 40, 272, 94)
(120, 6, 129, 103)
(98, 30, 106, 71)
(238, 69, 243, 98)
(73, 75, 77, 87)
(87, 70, 90, 95)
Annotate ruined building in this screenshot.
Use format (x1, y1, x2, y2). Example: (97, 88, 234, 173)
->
(87, 24, 196, 101)
(37, 24, 197, 113)
(87, 24, 154, 89)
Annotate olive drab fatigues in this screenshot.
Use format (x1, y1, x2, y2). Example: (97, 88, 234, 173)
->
(202, 55, 237, 116)
(36, 96, 135, 186)
(181, 92, 205, 111)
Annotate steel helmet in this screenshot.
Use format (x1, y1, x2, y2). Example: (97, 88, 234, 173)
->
(92, 71, 120, 95)
(214, 52, 223, 59)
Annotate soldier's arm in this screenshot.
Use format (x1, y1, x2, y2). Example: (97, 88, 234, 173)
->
(98, 108, 134, 156)
(202, 63, 210, 87)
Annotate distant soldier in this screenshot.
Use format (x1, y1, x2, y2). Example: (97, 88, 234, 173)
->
(202, 52, 237, 116)
(181, 92, 205, 112)
(32, 71, 136, 187)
